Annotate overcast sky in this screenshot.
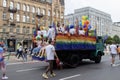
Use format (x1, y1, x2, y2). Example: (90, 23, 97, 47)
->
(65, 0, 120, 22)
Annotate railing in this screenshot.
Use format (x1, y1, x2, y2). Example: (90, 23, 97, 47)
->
(36, 13, 43, 18)
(8, 7, 17, 13)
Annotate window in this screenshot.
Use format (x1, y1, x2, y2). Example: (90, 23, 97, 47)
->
(32, 18, 35, 23)
(27, 5, 29, 12)
(26, 27, 30, 34)
(3, 0, 7, 7)
(16, 14, 20, 22)
(23, 4, 26, 11)
(10, 13, 14, 20)
(43, 9, 46, 15)
(23, 15, 25, 22)
(17, 3, 20, 10)
(2, 28, 6, 32)
(56, 12, 58, 17)
(32, 7, 35, 13)
(27, 16, 30, 22)
(38, 8, 40, 14)
(3, 12, 7, 20)
(16, 26, 20, 33)
(22, 27, 26, 33)
(10, 28, 13, 32)
(10, 1, 14, 9)
(32, 28, 35, 34)
(48, 10, 51, 16)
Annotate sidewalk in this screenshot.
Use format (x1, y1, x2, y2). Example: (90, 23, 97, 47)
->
(4, 52, 33, 63)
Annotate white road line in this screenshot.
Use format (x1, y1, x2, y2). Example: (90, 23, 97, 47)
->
(6, 61, 39, 65)
(16, 68, 40, 72)
(59, 74, 81, 80)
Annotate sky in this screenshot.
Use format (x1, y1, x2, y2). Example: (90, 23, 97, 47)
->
(65, 0, 120, 22)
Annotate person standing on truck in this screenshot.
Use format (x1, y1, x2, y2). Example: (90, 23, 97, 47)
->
(109, 42, 117, 67)
(42, 39, 59, 79)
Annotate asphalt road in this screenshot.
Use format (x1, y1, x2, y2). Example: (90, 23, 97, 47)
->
(1, 55, 120, 80)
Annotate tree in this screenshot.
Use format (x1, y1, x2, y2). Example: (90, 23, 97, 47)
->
(105, 36, 113, 44)
(113, 35, 120, 44)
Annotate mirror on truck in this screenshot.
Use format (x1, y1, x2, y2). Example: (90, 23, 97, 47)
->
(97, 36, 103, 43)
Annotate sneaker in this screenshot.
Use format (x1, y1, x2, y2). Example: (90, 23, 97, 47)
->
(50, 73, 56, 77)
(112, 64, 117, 67)
(2, 76, 8, 80)
(42, 73, 48, 79)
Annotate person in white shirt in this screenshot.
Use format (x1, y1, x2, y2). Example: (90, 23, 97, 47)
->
(69, 25, 76, 35)
(109, 42, 117, 66)
(42, 39, 59, 79)
(47, 26, 55, 41)
(79, 27, 85, 35)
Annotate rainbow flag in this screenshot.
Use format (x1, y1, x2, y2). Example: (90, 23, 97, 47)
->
(55, 34, 96, 50)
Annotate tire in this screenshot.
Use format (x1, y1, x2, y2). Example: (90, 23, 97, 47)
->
(95, 55, 101, 63)
(69, 55, 80, 67)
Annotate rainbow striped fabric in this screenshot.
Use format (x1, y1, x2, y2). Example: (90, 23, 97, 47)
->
(55, 34, 96, 50)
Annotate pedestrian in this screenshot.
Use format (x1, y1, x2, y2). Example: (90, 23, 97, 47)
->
(109, 42, 117, 67)
(18, 43, 24, 61)
(0, 43, 8, 79)
(42, 39, 59, 79)
(23, 45, 28, 62)
(16, 43, 20, 57)
(106, 44, 110, 55)
(117, 45, 120, 60)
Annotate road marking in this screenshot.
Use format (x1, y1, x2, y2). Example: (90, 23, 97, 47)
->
(16, 68, 40, 72)
(6, 61, 39, 65)
(59, 74, 81, 80)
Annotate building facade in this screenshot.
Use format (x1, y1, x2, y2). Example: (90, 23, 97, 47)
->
(112, 22, 120, 37)
(65, 7, 112, 36)
(0, 0, 64, 48)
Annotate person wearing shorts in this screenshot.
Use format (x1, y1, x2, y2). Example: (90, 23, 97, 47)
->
(110, 42, 117, 67)
(0, 44, 8, 79)
(42, 39, 59, 79)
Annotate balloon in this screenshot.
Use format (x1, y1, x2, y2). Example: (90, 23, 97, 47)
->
(36, 35, 41, 40)
(84, 20, 90, 25)
(82, 20, 85, 26)
(85, 16, 89, 20)
(43, 34, 47, 38)
(82, 16, 86, 20)
(88, 25, 92, 30)
(79, 22, 82, 27)
(83, 24, 87, 28)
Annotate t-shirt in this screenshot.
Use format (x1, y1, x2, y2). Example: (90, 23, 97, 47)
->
(47, 28, 55, 40)
(0, 47, 4, 54)
(45, 44, 55, 60)
(19, 46, 23, 51)
(0, 47, 4, 61)
(78, 30, 85, 35)
(110, 44, 117, 54)
(69, 28, 76, 34)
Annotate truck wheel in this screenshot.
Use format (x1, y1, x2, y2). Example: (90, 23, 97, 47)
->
(70, 55, 80, 67)
(95, 55, 101, 63)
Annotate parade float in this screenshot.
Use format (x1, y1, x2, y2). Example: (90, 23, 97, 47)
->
(32, 16, 104, 67)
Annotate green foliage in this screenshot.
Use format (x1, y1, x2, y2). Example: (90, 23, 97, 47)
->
(113, 35, 120, 44)
(105, 36, 113, 44)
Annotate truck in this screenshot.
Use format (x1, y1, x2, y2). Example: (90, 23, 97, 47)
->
(32, 33, 104, 67)
(54, 34, 104, 67)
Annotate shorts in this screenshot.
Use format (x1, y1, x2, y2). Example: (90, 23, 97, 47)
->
(111, 54, 117, 58)
(0, 61, 5, 69)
